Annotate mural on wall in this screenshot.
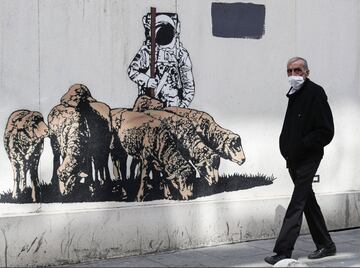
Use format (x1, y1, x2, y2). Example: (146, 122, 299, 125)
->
(128, 12, 195, 108)
(0, 9, 274, 204)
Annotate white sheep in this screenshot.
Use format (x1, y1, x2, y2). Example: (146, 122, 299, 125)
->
(4, 110, 48, 202)
(111, 109, 196, 201)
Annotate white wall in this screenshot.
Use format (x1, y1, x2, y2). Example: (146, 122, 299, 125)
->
(1, 192, 359, 267)
(1, 0, 359, 196)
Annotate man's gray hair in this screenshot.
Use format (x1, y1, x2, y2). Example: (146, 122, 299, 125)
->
(287, 57, 309, 70)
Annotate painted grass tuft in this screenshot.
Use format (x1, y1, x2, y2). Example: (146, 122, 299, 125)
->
(193, 172, 275, 198)
(0, 173, 275, 203)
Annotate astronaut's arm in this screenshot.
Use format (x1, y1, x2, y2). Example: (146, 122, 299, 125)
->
(127, 48, 152, 88)
(179, 54, 195, 108)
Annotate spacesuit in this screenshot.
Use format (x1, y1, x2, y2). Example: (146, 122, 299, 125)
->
(128, 13, 195, 108)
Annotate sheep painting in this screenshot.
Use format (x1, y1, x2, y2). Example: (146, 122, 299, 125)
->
(48, 84, 112, 196)
(144, 109, 220, 186)
(164, 107, 246, 165)
(3, 110, 48, 202)
(130, 96, 245, 166)
(111, 109, 196, 201)
(0, 87, 259, 204)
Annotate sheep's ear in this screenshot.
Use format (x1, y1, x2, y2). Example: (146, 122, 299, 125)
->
(60, 92, 68, 105)
(87, 96, 96, 102)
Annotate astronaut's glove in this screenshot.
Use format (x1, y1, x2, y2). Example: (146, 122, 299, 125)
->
(147, 78, 159, 88)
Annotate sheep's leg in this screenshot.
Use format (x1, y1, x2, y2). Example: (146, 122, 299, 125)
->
(112, 158, 121, 180)
(19, 162, 27, 193)
(162, 180, 173, 200)
(93, 160, 99, 185)
(123, 157, 139, 201)
(92, 155, 112, 196)
(50, 136, 61, 187)
(11, 162, 20, 200)
(177, 177, 193, 201)
(97, 154, 112, 194)
(83, 154, 94, 192)
(52, 153, 60, 184)
(136, 161, 145, 202)
(180, 184, 193, 200)
(136, 158, 150, 202)
(111, 153, 127, 181)
(129, 158, 140, 181)
(119, 154, 128, 181)
(110, 134, 127, 180)
(30, 158, 40, 202)
(104, 154, 111, 182)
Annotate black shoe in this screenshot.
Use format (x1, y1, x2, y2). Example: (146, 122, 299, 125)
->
(264, 254, 288, 265)
(308, 244, 336, 259)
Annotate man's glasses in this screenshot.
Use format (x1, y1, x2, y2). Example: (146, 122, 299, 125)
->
(287, 68, 304, 75)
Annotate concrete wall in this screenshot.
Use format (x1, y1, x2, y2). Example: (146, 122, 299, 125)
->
(0, 0, 359, 266)
(1, 192, 360, 267)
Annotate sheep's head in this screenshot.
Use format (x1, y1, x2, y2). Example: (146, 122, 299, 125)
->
(223, 133, 246, 166)
(58, 171, 88, 196)
(57, 153, 89, 196)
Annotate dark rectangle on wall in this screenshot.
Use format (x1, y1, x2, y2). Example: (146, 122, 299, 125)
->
(211, 2, 265, 39)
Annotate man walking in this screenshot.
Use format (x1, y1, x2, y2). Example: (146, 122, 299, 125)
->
(265, 57, 336, 265)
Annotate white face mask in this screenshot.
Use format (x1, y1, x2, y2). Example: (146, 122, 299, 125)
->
(288, 76, 304, 90)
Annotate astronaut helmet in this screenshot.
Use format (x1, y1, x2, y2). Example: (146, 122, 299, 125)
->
(143, 12, 180, 49)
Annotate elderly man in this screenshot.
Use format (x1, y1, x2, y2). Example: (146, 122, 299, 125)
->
(265, 57, 336, 265)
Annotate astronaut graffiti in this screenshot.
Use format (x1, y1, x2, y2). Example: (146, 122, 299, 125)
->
(128, 12, 195, 108)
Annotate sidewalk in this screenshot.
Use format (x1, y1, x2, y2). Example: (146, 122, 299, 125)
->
(65, 228, 360, 267)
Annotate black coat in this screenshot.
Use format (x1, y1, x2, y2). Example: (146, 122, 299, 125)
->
(279, 78, 334, 168)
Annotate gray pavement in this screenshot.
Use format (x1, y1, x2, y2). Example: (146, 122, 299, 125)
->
(65, 228, 360, 267)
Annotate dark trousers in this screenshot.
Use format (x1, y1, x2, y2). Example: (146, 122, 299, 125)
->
(273, 161, 334, 257)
